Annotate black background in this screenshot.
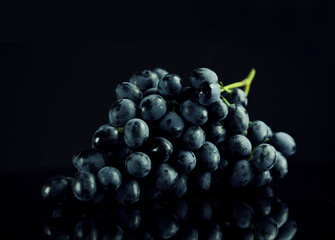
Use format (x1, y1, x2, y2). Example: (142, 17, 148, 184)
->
(0, 0, 335, 239)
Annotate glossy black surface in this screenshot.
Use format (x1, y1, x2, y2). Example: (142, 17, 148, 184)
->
(0, 160, 334, 239)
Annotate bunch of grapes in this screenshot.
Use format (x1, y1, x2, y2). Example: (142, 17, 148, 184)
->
(42, 67, 296, 207)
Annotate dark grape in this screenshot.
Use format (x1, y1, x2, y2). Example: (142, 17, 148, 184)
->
(144, 137, 173, 164)
(174, 150, 197, 174)
(153, 67, 168, 79)
(247, 120, 268, 145)
(73, 220, 98, 240)
(270, 198, 289, 228)
(116, 82, 143, 104)
(251, 170, 272, 187)
(225, 104, 249, 134)
(229, 201, 254, 229)
(71, 171, 97, 201)
(193, 172, 211, 192)
(252, 144, 277, 171)
(205, 122, 226, 145)
(115, 206, 141, 230)
(159, 112, 185, 139)
(270, 151, 288, 179)
(276, 219, 297, 240)
(108, 99, 137, 127)
(170, 174, 188, 198)
(124, 118, 149, 149)
(115, 179, 140, 206)
(195, 141, 220, 172)
(189, 68, 218, 89)
(228, 160, 253, 187)
(207, 99, 228, 123)
(180, 100, 208, 125)
(182, 126, 206, 151)
(223, 88, 248, 108)
(158, 73, 183, 98)
(198, 81, 221, 106)
(227, 135, 252, 160)
(139, 94, 167, 121)
(154, 163, 178, 191)
(254, 216, 278, 240)
(155, 212, 180, 239)
(97, 166, 122, 191)
(92, 124, 122, 151)
(125, 152, 152, 179)
(130, 70, 160, 92)
(269, 132, 296, 157)
(72, 148, 106, 174)
(41, 175, 70, 201)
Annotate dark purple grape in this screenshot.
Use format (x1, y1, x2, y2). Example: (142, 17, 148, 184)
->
(130, 70, 160, 92)
(41, 175, 70, 201)
(270, 151, 288, 179)
(144, 137, 173, 164)
(108, 99, 137, 127)
(198, 81, 221, 106)
(155, 212, 180, 239)
(182, 126, 206, 151)
(158, 73, 183, 98)
(195, 141, 220, 172)
(254, 216, 278, 240)
(193, 172, 211, 193)
(225, 104, 249, 134)
(270, 198, 289, 228)
(154, 163, 178, 191)
(116, 82, 143, 104)
(180, 100, 208, 125)
(92, 124, 122, 151)
(73, 220, 98, 240)
(159, 112, 185, 140)
(205, 122, 227, 145)
(207, 99, 228, 123)
(269, 132, 296, 157)
(139, 94, 167, 121)
(227, 135, 252, 160)
(247, 120, 268, 145)
(252, 144, 277, 171)
(174, 150, 197, 174)
(97, 166, 122, 191)
(71, 171, 97, 201)
(72, 148, 106, 174)
(222, 88, 248, 107)
(115, 179, 140, 206)
(125, 152, 152, 179)
(189, 68, 218, 89)
(229, 201, 254, 229)
(276, 219, 297, 240)
(228, 160, 253, 187)
(124, 118, 149, 149)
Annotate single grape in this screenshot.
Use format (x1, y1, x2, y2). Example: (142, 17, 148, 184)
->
(270, 151, 288, 179)
(189, 68, 218, 89)
(227, 135, 252, 160)
(222, 88, 248, 107)
(207, 99, 228, 123)
(229, 201, 254, 229)
(108, 99, 137, 127)
(198, 81, 221, 106)
(116, 82, 143, 104)
(204, 122, 227, 145)
(97, 166, 122, 191)
(153, 67, 168, 79)
(92, 124, 122, 151)
(180, 100, 208, 126)
(154, 163, 178, 191)
(158, 73, 183, 98)
(72, 148, 106, 174)
(139, 94, 167, 121)
(124, 118, 149, 149)
(254, 216, 278, 240)
(73, 220, 98, 240)
(174, 150, 197, 174)
(228, 160, 253, 187)
(182, 126, 206, 151)
(170, 174, 188, 198)
(275, 219, 297, 240)
(159, 112, 185, 140)
(129, 70, 160, 92)
(41, 175, 70, 201)
(252, 144, 277, 171)
(269, 132, 296, 157)
(143, 137, 173, 163)
(125, 152, 152, 179)
(224, 104, 249, 134)
(195, 141, 220, 172)
(270, 198, 289, 228)
(71, 171, 97, 201)
(247, 120, 268, 145)
(115, 179, 140, 206)
(193, 172, 211, 192)
(251, 170, 272, 187)
(155, 212, 180, 239)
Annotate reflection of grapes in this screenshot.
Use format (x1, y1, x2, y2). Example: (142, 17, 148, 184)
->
(43, 186, 297, 240)
(42, 67, 296, 207)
